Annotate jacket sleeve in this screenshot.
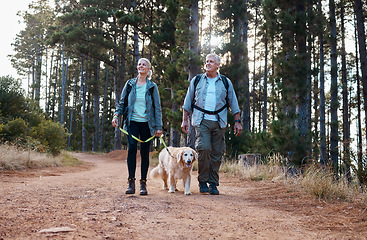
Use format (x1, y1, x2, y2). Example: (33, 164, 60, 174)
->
(226, 78, 240, 115)
(152, 84, 163, 130)
(182, 76, 197, 114)
(114, 81, 129, 117)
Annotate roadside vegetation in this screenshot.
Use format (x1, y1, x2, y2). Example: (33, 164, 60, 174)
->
(221, 154, 367, 205)
(0, 76, 79, 170)
(0, 144, 81, 171)
(0, 76, 70, 156)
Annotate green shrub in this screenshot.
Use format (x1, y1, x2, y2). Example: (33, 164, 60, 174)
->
(0, 76, 25, 119)
(1, 118, 28, 141)
(30, 120, 70, 155)
(22, 99, 44, 127)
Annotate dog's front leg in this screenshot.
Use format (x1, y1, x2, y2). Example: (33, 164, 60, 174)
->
(168, 173, 176, 193)
(184, 175, 191, 195)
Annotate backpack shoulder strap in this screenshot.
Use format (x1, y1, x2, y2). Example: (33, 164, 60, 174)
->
(219, 74, 229, 90)
(191, 74, 202, 109)
(193, 74, 202, 89)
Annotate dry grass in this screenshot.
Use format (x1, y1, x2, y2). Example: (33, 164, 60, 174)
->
(221, 152, 287, 182)
(0, 144, 81, 171)
(221, 153, 367, 204)
(294, 165, 364, 203)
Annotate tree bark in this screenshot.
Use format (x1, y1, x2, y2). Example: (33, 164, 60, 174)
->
(318, 0, 327, 165)
(340, 0, 351, 180)
(354, 0, 367, 153)
(187, 0, 201, 149)
(329, 0, 339, 173)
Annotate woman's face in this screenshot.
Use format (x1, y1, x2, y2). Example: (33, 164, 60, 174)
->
(137, 59, 150, 76)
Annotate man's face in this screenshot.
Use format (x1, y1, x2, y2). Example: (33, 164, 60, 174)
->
(205, 56, 219, 74)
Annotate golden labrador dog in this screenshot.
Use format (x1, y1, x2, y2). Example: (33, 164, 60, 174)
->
(150, 147, 197, 195)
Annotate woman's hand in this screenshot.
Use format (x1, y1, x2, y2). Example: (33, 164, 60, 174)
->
(155, 129, 163, 137)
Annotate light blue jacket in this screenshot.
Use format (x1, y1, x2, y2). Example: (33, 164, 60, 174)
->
(182, 73, 240, 128)
(114, 77, 163, 136)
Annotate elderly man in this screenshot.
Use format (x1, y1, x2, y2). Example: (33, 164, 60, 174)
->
(181, 53, 242, 195)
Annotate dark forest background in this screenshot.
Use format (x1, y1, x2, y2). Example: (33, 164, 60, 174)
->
(1, 0, 367, 182)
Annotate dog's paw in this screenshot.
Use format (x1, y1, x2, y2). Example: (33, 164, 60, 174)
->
(168, 189, 175, 193)
(184, 191, 192, 195)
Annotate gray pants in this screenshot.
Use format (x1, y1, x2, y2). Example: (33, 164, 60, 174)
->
(195, 119, 226, 186)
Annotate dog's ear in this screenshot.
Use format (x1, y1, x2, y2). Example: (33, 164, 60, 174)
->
(176, 151, 183, 163)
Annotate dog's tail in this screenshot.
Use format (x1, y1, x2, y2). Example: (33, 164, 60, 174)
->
(149, 166, 160, 179)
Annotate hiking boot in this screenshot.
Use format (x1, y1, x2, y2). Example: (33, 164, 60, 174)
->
(125, 178, 135, 194)
(199, 182, 209, 194)
(209, 183, 219, 195)
(140, 179, 148, 195)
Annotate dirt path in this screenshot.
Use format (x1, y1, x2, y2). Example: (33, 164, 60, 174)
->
(0, 151, 366, 240)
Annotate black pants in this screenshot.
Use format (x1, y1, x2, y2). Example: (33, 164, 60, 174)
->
(127, 121, 152, 180)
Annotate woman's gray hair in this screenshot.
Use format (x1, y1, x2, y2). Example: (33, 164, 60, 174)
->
(138, 58, 153, 79)
(206, 53, 221, 64)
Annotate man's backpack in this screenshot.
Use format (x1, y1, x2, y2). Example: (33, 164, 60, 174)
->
(191, 74, 229, 115)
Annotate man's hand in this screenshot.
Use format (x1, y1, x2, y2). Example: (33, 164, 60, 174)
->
(181, 120, 189, 134)
(234, 122, 242, 137)
(112, 116, 119, 128)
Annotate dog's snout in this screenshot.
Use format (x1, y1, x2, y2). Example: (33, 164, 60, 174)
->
(187, 160, 192, 164)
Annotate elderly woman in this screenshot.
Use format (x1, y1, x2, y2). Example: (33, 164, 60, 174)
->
(112, 58, 163, 195)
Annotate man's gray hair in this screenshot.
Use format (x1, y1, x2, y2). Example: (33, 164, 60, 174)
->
(206, 53, 221, 64)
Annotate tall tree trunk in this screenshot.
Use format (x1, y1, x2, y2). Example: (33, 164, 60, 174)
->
(100, 65, 109, 152)
(208, 0, 212, 52)
(35, 40, 42, 105)
(46, 51, 54, 116)
(52, 57, 59, 121)
(82, 55, 88, 152)
(252, 0, 259, 132)
(318, 0, 327, 165)
(60, 46, 68, 125)
(68, 75, 78, 150)
(271, 44, 276, 121)
(354, 0, 367, 152)
(262, 28, 268, 132)
(113, 18, 124, 150)
(92, 60, 100, 152)
(187, 0, 200, 149)
(132, 0, 139, 66)
(340, 0, 351, 180)
(295, 0, 311, 160)
(312, 40, 320, 160)
(329, 0, 339, 173)
(354, 14, 363, 172)
(242, 0, 251, 133)
(44, 48, 48, 113)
